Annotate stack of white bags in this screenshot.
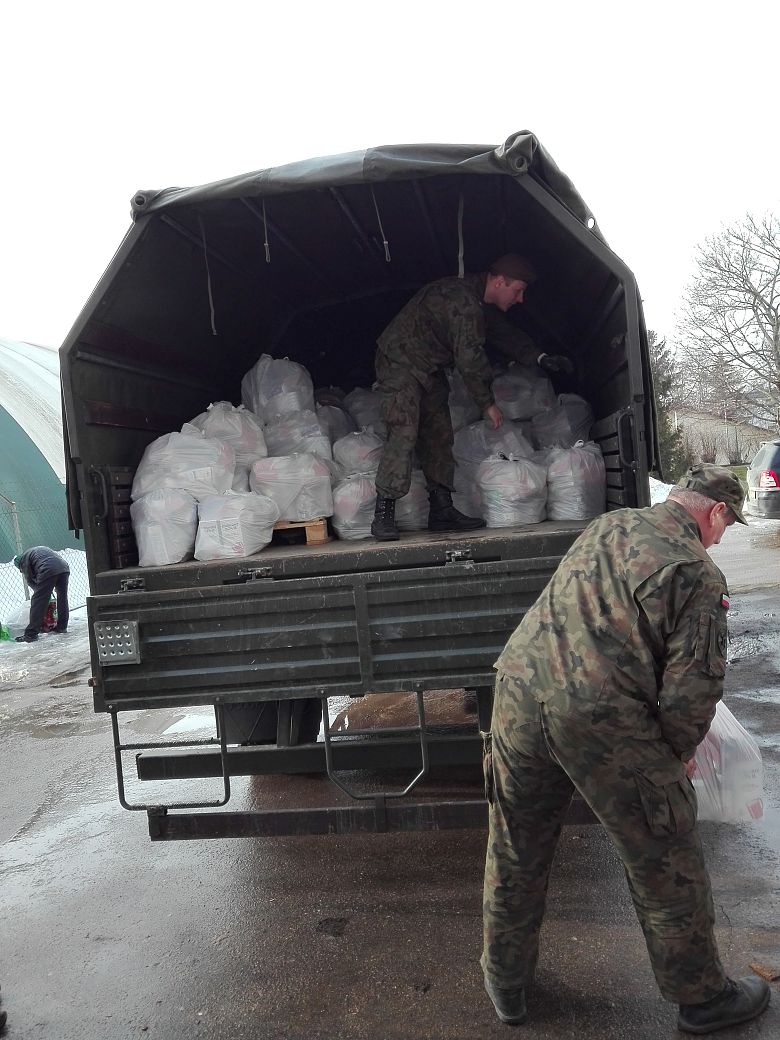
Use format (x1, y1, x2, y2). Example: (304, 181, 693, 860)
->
(129, 351, 609, 563)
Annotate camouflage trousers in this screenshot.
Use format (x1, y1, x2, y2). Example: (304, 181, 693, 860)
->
(374, 354, 454, 499)
(481, 672, 727, 1004)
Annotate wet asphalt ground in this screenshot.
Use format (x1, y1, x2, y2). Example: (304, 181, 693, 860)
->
(1, 520, 779, 1040)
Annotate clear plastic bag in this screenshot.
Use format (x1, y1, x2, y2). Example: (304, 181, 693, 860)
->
(333, 430, 384, 475)
(194, 492, 280, 561)
(249, 453, 333, 521)
(187, 401, 268, 467)
(453, 420, 534, 516)
(241, 354, 315, 422)
(316, 403, 356, 444)
(343, 387, 386, 437)
(491, 365, 555, 421)
(130, 489, 198, 566)
(131, 431, 236, 501)
(692, 701, 764, 823)
(477, 454, 548, 527)
(332, 473, 376, 540)
(546, 441, 606, 520)
(263, 410, 333, 462)
(447, 368, 481, 432)
(396, 470, 429, 531)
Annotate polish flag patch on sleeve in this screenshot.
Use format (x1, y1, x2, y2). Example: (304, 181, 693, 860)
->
(721, 594, 730, 610)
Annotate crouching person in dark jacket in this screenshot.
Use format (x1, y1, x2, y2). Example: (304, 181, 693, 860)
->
(13, 546, 70, 642)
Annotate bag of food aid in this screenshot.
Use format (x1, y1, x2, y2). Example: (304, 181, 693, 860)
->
(692, 701, 763, 823)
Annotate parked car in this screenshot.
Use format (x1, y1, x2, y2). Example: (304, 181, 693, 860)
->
(746, 438, 780, 518)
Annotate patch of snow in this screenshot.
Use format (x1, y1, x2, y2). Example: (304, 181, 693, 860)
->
(649, 476, 673, 505)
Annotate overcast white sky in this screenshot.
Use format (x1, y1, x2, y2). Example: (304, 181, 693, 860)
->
(3, 1, 778, 350)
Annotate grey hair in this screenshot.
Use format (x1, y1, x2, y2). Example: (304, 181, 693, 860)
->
(667, 488, 719, 516)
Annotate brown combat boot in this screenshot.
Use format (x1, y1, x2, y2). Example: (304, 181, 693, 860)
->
(677, 976, 770, 1034)
(371, 496, 399, 541)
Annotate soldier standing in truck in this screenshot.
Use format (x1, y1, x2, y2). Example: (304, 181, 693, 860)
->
(370, 253, 573, 541)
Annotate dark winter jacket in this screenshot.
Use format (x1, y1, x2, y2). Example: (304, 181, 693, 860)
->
(16, 546, 70, 589)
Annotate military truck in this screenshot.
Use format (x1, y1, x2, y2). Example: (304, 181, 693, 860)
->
(60, 131, 658, 840)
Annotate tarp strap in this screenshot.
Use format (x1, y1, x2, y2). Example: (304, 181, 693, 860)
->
(371, 187, 391, 262)
(262, 201, 271, 263)
(457, 193, 465, 278)
(197, 214, 218, 336)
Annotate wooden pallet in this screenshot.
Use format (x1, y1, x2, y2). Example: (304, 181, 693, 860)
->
(272, 517, 331, 546)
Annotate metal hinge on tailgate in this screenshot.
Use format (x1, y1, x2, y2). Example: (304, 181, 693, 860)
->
(119, 576, 145, 592)
(236, 566, 273, 582)
(445, 549, 474, 567)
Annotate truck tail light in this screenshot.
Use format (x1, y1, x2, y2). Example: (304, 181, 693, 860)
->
(759, 469, 779, 488)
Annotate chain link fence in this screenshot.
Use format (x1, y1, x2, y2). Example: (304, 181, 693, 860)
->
(0, 495, 91, 628)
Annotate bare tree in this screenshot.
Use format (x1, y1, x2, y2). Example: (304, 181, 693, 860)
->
(676, 213, 780, 431)
(698, 429, 722, 463)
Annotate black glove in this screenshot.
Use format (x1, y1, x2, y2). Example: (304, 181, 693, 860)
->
(538, 353, 574, 375)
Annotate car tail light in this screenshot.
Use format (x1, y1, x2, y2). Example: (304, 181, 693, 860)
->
(759, 469, 779, 489)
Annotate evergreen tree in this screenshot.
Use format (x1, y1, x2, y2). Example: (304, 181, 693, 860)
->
(648, 331, 693, 481)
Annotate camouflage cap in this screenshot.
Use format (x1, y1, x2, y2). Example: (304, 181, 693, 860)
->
(489, 253, 537, 284)
(676, 464, 748, 524)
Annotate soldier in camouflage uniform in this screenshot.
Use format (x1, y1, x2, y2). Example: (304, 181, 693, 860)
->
(370, 254, 572, 540)
(482, 466, 771, 1033)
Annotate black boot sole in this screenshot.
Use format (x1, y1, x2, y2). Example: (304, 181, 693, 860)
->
(677, 988, 771, 1034)
(428, 521, 486, 532)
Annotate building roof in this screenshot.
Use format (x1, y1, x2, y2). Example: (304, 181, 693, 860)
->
(0, 338, 64, 482)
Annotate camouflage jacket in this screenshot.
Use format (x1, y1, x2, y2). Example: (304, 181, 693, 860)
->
(494, 500, 729, 759)
(376, 274, 540, 411)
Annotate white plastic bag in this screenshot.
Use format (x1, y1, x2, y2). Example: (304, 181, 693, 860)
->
(477, 454, 548, 527)
(194, 492, 280, 561)
(130, 489, 198, 566)
(250, 453, 333, 521)
(546, 442, 606, 520)
(316, 403, 356, 444)
(491, 365, 555, 421)
(532, 394, 594, 449)
(333, 430, 384, 475)
(332, 474, 376, 540)
(241, 354, 315, 422)
(692, 701, 764, 823)
(344, 387, 386, 437)
(131, 431, 235, 501)
(5, 601, 32, 639)
(453, 420, 534, 515)
(447, 368, 481, 432)
(263, 410, 333, 462)
(396, 470, 429, 531)
(187, 401, 268, 467)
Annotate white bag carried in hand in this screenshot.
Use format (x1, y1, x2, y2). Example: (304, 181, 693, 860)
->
(250, 453, 333, 521)
(194, 492, 280, 561)
(131, 431, 235, 501)
(130, 489, 198, 566)
(546, 441, 606, 520)
(187, 402, 268, 468)
(477, 454, 548, 527)
(241, 354, 315, 422)
(692, 701, 764, 823)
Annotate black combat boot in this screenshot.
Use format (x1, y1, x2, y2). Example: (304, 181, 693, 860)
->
(371, 496, 399, 541)
(677, 976, 770, 1034)
(427, 487, 486, 532)
(484, 977, 527, 1025)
